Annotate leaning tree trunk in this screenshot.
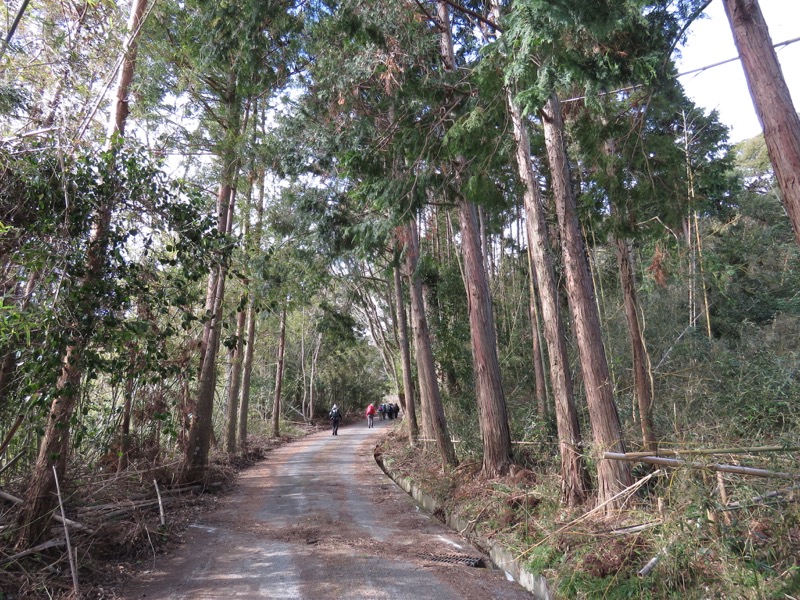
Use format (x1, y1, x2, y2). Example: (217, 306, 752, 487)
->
(723, 0, 800, 248)
(615, 238, 656, 452)
(458, 200, 512, 477)
(17, 0, 148, 547)
(271, 306, 287, 438)
(394, 256, 418, 444)
(403, 219, 457, 469)
(542, 92, 631, 509)
(507, 93, 590, 507)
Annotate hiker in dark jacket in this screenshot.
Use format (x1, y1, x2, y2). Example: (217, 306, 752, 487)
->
(328, 404, 342, 435)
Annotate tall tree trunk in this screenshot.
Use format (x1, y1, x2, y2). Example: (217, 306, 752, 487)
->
(526, 245, 549, 422)
(723, 0, 800, 247)
(182, 164, 237, 481)
(238, 154, 266, 450)
(615, 238, 656, 452)
(238, 299, 257, 451)
(17, 0, 148, 546)
(308, 332, 322, 421)
(437, 3, 510, 474)
(403, 219, 457, 469)
(458, 200, 512, 477)
(542, 92, 631, 508)
(272, 306, 287, 438)
(507, 89, 589, 507)
(224, 306, 247, 453)
(394, 257, 418, 443)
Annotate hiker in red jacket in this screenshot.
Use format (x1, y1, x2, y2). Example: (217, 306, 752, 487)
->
(365, 403, 376, 428)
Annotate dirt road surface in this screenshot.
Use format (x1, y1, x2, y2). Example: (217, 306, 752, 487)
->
(122, 418, 533, 599)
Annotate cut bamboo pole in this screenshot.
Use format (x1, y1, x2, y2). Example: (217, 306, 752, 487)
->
(53, 466, 79, 596)
(154, 479, 165, 526)
(618, 446, 800, 458)
(0, 489, 94, 533)
(603, 452, 799, 480)
(0, 539, 65, 565)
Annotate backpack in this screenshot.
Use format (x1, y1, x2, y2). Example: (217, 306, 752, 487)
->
(329, 407, 340, 420)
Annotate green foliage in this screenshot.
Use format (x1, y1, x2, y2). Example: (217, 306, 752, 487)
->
(0, 141, 217, 456)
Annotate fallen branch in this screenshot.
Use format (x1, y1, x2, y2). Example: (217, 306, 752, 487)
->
(0, 489, 95, 533)
(100, 496, 183, 521)
(0, 449, 25, 477)
(0, 539, 66, 566)
(724, 483, 800, 510)
(519, 469, 664, 558)
(603, 453, 799, 480)
(0, 414, 24, 458)
(607, 521, 662, 536)
(78, 485, 201, 515)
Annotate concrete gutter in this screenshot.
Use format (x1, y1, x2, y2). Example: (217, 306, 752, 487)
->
(375, 451, 553, 599)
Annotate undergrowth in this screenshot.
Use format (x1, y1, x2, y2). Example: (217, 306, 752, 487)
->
(378, 427, 800, 599)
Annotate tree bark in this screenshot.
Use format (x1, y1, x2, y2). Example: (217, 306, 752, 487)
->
(238, 159, 266, 450)
(224, 307, 247, 453)
(238, 298, 257, 451)
(615, 238, 656, 452)
(308, 332, 322, 421)
(394, 255, 419, 444)
(722, 0, 800, 247)
(182, 168, 237, 481)
(271, 306, 287, 438)
(458, 200, 512, 477)
(507, 93, 590, 507)
(526, 244, 549, 422)
(106, 0, 149, 145)
(403, 219, 457, 469)
(541, 92, 631, 508)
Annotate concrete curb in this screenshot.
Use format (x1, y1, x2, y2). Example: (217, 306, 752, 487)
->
(374, 451, 553, 599)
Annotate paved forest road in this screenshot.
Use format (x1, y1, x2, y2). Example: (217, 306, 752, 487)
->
(122, 418, 533, 599)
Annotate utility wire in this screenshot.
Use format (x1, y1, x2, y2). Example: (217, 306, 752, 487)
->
(562, 35, 800, 105)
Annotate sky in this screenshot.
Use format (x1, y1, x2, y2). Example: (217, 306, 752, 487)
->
(674, 0, 800, 143)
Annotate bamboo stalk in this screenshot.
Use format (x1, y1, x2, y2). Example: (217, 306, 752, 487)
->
(0, 539, 66, 566)
(603, 453, 799, 480)
(53, 466, 79, 596)
(617, 445, 800, 458)
(154, 479, 165, 526)
(0, 489, 95, 533)
(0, 449, 25, 477)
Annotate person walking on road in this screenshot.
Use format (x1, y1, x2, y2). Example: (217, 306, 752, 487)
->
(365, 403, 376, 428)
(329, 404, 342, 435)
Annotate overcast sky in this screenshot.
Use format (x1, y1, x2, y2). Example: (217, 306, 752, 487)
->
(674, 0, 800, 143)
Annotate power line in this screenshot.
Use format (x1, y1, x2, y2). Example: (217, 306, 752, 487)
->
(677, 35, 800, 77)
(562, 35, 800, 105)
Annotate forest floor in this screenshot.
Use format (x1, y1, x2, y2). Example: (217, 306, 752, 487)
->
(375, 427, 800, 599)
(0, 424, 320, 599)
